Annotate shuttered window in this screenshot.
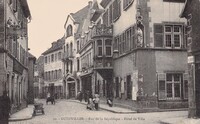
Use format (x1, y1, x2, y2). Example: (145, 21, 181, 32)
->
(154, 24, 164, 47)
(113, 0, 121, 22)
(158, 73, 166, 100)
(183, 73, 188, 99)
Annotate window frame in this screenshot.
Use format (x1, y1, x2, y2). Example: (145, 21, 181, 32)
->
(97, 40, 103, 57)
(164, 24, 183, 49)
(166, 73, 182, 100)
(105, 39, 112, 57)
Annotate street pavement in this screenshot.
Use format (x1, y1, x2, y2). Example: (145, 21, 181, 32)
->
(9, 99, 194, 124)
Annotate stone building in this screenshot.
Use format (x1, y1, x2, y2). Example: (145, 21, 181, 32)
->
(98, 0, 188, 110)
(62, 1, 97, 99)
(0, 0, 31, 113)
(180, 0, 200, 117)
(33, 56, 45, 98)
(42, 38, 65, 99)
(27, 52, 36, 104)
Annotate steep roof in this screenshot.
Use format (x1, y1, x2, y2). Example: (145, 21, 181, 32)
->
(42, 37, 65, 55)
(180, 0, 191, 18)
(19, 0, 31, 19)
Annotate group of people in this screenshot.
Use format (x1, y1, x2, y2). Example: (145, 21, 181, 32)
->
(0, 91, 11, 124)
(77, 91, 114, 111)
(86, 93, 100, 110)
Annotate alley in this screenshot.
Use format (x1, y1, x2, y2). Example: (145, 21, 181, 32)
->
(9, 99, 188, 124)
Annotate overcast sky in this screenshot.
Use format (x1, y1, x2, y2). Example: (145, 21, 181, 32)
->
(27, 0, 93, 58)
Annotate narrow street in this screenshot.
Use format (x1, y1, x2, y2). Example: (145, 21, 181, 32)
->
(9, 99, 188, 124)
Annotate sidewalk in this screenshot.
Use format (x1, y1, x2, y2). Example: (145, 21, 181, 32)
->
(160, 117, 200, 124)
(69, 100, 137, 114)
(9, 105, 34, 121)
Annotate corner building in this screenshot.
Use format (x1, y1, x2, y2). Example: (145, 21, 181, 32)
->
(99, 0, 188, 109)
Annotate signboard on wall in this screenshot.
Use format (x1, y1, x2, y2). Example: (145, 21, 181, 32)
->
(132, 70, 138, 100)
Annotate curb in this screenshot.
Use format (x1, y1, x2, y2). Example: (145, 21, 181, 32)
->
(9, 115, 33, 122)
(67, 100, 137, 114)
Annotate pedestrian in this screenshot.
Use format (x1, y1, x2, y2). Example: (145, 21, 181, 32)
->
(93, 93, 100, 110)
(107, 96, 113, 107)
(78, 91, 83, 102)
(0, 91, 11, 124)
(86, 97, 94, 110)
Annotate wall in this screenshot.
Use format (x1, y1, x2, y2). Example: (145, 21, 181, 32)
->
(113, 0, 137, 36)
(155, 50, 188, 72)
(147, 0, 186, 47)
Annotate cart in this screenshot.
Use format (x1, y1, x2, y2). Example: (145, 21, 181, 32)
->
(33, 103, 44, 116)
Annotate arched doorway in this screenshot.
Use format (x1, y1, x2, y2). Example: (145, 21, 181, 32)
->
(67, 77, 75, 99)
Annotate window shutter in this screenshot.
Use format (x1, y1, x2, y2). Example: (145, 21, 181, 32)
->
(183, 25, 188, 49)
(183, 73, 189, 99)
(154, 24, 164, 47)
(158, 73, 166, 100)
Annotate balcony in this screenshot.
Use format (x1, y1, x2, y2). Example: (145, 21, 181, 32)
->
(62, 52, 74, 62)
(94, 56, 113, 69)
(92, 24, 113, 38)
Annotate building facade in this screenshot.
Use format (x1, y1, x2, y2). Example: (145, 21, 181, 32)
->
(34, 56, 45, 98)
(180, 0, 200, 117)
(27, 52, 36, 104)
(0, 0, 31, 113)
(90, 0, 188, 109)
(42, 38, 64, 99)
(62, 2, 95, 99)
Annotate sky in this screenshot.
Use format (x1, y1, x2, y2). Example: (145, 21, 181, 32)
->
(27, 0, 92, 58)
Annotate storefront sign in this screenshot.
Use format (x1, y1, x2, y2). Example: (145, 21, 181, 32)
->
(188, 56, 194, 63)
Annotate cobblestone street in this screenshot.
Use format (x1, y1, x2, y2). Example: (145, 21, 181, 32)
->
(9, 99, 188, 124)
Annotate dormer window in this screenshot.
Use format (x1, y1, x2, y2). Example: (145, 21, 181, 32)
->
(67, 25, 73, 37)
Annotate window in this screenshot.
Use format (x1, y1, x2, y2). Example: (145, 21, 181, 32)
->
(66, 44, 69, 57)
(109, 4, 113, 25)
(51, 54, 54, 62)
(70, 43, 73, 57)
(113, 0, 121, 21)
(126, 28, 131, 51)
(77, 41, 80, 52)
(164, 25, 182, 48)
(58, 52, 61, 60)
(123, 0, 134, 10)
(67, 25, 73, 37)
(166, 73, 181, 99)
(105, 39, 112, 56)
(55, 53, 57, 61)
(114, 36, 119, 51)
(158, 73, 187, 100)
(131, 25, 136, 49)
(77, 59, 80, 71)
(103, 10, 109, 26)
(45, 56, 47, 64)
(97, 40, 103, 56)
(155, 24, 183, 48)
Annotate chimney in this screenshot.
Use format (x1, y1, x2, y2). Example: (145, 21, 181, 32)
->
(88, 1, 92, 8)
(51, 42, 57, 47)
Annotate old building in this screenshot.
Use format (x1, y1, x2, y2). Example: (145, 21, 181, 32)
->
(33, 56, 45, 99)
(27, 52, 36, 104)
(180, 0, 200, 117)
(62, 1, 96, 99)
(95, 0, 188, 110)
(42, 38, 65, 99)
(0, 0, 31, 113)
